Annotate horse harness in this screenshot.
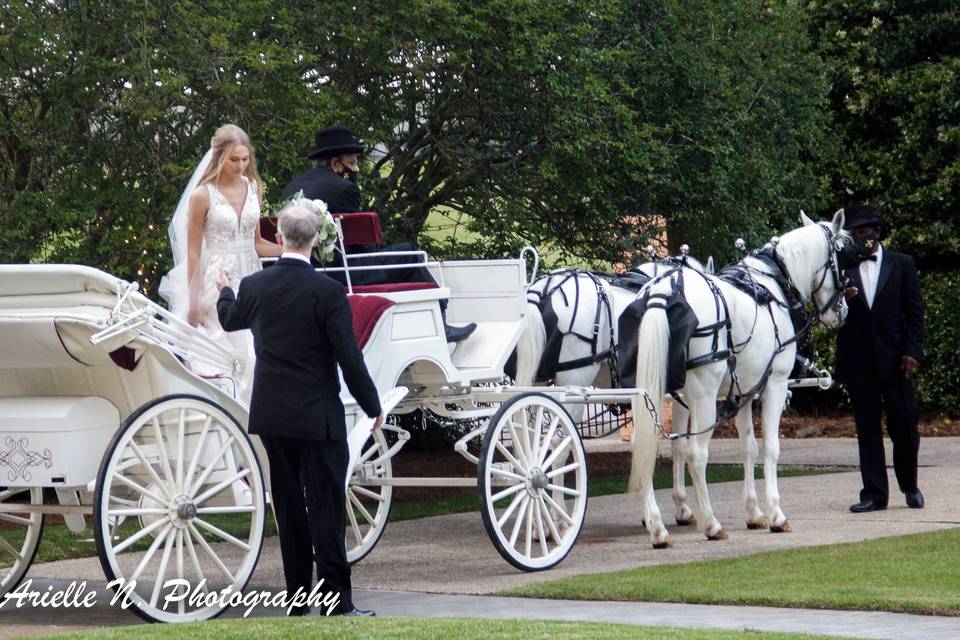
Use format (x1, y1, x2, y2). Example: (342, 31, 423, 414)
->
(527, 269, 620, 384)
(645, 224, 846, 439)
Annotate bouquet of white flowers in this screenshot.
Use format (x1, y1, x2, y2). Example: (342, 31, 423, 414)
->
(282, 190, 339, 262)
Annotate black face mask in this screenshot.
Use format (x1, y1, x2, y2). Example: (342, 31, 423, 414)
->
(853, 230, 880, 256)
(341, 168, 358, 183)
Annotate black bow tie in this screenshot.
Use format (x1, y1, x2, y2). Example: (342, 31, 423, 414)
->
(862, 255, 877, 262)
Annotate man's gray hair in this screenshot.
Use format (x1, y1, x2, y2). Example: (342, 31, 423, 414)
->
(278, 205, 319, 250)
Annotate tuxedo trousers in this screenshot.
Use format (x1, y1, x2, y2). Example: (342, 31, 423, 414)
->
(260, 435, 351, 613)
(847, 380, 920, 505)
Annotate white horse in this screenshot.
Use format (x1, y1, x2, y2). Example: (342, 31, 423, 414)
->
(629, 211, 849, 547)
(515, 263, 705, 526)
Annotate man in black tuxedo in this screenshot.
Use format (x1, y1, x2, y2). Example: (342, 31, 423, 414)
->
(836, 205, 924, 513)
(281, 125, 476, 343)
(216, 204, 383, 616)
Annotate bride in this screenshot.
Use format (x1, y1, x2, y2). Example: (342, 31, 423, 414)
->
(160, 124, 281, 397)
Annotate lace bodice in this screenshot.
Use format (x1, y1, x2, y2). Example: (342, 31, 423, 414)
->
(204, 177, 260, 248)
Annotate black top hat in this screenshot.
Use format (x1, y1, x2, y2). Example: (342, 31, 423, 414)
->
(843, 204, 885, 231)
(307, 125, 364, 160)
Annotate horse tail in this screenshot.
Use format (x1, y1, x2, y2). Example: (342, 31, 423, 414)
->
(515, 303, 547, 386)
(629, 279, 671, 494)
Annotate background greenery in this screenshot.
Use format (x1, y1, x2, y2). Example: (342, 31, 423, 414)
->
(1, 0, 957, 409)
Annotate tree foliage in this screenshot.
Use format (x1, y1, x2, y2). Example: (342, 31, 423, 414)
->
(1, 0, 835, 287)
(809, 0, 960, 269)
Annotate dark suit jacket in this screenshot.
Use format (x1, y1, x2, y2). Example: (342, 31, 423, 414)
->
(280, 167, 360, 213)
(217, 257, 381, 440)
(835, 249, 924, 385)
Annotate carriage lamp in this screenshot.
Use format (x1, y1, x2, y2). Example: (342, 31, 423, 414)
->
(735, 238, 747, 253)
(680, 244, 690, 256)
(645, 244, 656, 259)
(770, 236, 781, 248)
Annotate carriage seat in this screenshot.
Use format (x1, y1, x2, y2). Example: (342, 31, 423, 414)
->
(260, 212, 383, 246)
(348, 294, 393, 349)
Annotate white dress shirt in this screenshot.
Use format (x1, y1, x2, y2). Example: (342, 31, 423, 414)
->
(859, 244, 883, 308)
(281, 251, 311, 264)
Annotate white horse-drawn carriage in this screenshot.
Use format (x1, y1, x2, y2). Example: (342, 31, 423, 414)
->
(0, 207, 848, 622)
(0, 211, 662, 623)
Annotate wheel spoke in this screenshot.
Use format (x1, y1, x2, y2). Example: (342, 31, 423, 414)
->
(193, 517, 250, 551)
(505, 420, 529, 468)
(538, 415, 561, 467)
(128, 440, 173, 501)
(129, 524, 172, 582)
(114, 517, 169, 554)
(183, 417, 213, 495)
(490, 481, 526, 504)
(0, 535, 24, 561)
(348, 492, 376, 527)
(183, 528, 208, 595)
(110, 473, 167, 506)
(508, 495, 530, 548)
(524, 493, 534, 557)
(533, 497, 548, 556)
(489, 466, 524, 482)
(541, 435, 573, 471)
(175, 409, 186, 493)
(494, 440, 527, 475)
(347, 497, 364, 545)
(350, 485, 385, 502)
(519, 408, 535, 466)
(188, 435, 236, 497)
(107, 508, 168, 517)
(538, 495, 563, 545)
(193, 468, 250, 506)
(195, 506, 256, 515)
(542, 492, 574, 526)
(151, 415, 177, 489)
(496, 490, 526, 529)
(545, 461, 581, 479)
(545, 483, 580, 497)
(175, 530, 185, 615)
(357, 440, 381, 466)
(150, 526, 177, 607)
(0, 513, 33, 527)
(188, 524, 235, 582)
(530, 406, 545, 464)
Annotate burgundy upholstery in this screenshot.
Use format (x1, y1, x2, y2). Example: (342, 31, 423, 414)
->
(349, 282, 438, 294)
(348, 294, 394, 349)
(259, 212, 384, 246)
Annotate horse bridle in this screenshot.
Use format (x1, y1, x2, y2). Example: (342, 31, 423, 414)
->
(808, 223, 848, 321)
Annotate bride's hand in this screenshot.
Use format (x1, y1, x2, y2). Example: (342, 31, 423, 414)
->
(187, 306, 201, 327)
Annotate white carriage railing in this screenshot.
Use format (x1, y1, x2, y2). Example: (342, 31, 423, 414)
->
(89, 279, 240, 378)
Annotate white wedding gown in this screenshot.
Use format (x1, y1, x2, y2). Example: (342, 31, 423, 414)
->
(189, 176, 261, 399)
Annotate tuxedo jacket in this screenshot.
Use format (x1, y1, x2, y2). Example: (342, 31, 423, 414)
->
(280, 167, 360, 214)
(835, 249, 924, 385)
(217, 258, 381, 440)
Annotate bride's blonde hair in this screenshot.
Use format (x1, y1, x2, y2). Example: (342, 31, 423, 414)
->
(197, 124, 264, 195)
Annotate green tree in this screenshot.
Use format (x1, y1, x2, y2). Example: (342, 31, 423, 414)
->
(809, 0, 960, 268)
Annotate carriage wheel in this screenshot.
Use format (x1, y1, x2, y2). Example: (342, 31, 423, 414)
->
(478, 392, 588, 571)
(0, 487, 44, 597)
(94, 394, 265, 623)
(346, 426, 393, 564)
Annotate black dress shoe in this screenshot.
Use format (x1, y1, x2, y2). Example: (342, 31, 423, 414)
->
(905, 489, 925, 509)
(288, 606, 310, 617)
(444, 322, 477, 343)
(850, 499, 886, 513)
(342, 608, 376, 617)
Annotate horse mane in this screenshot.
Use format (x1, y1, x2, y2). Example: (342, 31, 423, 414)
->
(771, 221, 832, 302)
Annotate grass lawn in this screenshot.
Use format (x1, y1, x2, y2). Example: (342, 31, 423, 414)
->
(35, 616, 850, 640)
(5, 465, 830, 566)
(506, 528, 960, 616)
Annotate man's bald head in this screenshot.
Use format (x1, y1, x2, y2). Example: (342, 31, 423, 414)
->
(278, 205, 319, 250)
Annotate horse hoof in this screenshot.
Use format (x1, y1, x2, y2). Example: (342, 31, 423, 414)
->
(706, 529, 728, 541)
(746, 518, 769, 530)
(653, 537, 673, 549)
(770, 521, 792, 533)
